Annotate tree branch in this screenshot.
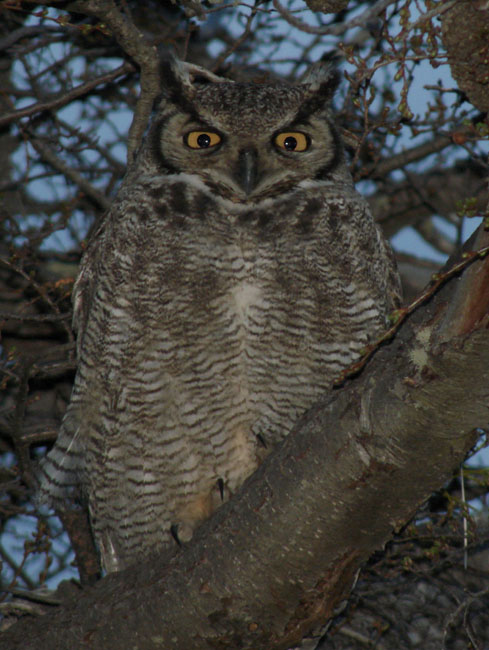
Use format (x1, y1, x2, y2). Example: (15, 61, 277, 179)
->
(66, 0, 160, 163)
(272, 0, 397, 36)
(0, 63, 134, 129)
(29, 137, 111, 211)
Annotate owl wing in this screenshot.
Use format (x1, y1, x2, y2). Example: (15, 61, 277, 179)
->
(36, 217, 108, 509)
(72, 217, 109, 351)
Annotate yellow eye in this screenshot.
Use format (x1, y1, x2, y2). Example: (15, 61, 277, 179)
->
(274, 132, 309, 152)
(185, 131, 221, 149)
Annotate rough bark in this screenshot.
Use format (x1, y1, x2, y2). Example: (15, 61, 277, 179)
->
(2, 224, 488, 649)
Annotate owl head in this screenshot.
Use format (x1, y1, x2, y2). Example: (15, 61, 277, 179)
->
(148, 57, 344, 203)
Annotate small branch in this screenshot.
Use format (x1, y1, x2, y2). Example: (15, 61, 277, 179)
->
(0, 546, 37, 592)
(339, 625, 387, 649)
(404, 0, 458, 32)
(0, 63, 134, 129)
(335, 237, 489, 385)
(363, 133, 453, 179)
(67, 0, 160, 162)
(442, 587, 489, 650)
(29, 137, 111, 211)
(212, 0, 261, 70)
(272, 0, 397, 36)
(415, 218, 455, 256)
(0, 311, 71, 322)
(0, 257, 75, 343)
(0, 25, 63, 52)
(57, 509, 101, 586)
(4, 587, 61, 606)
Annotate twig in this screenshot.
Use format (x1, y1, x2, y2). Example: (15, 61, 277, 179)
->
(363, 133, 453, 179)
(4, 587, 61, 606)
(0, 258, 75, 343)
(56, 117, 126, 177)
(442, 587, 489, 650)
(212, 0, 261, 70)
(402, 0, 458, 32)
(29, 136, 111, 211)
(334, 243, 489, 385)
(0, 544, 36, 592)
(0, 25, 63, 53)
(338, 624, 387, 649)
(0, 311, 71, 322)
(460, 466, 468, 571)
(0, 62, 134, 129)
(272, 0, 397, 36)
(68, 0, 160, 163)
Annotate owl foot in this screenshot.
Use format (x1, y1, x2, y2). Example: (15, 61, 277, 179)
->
(217, 477, 225, 501)
(256, 433, 267, 448)
(170, 524, 183, 547)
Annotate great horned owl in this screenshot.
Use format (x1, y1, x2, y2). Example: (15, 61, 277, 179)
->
(37, 58, 401, 573)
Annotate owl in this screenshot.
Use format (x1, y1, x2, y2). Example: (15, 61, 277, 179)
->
(37, 57, 401, 574)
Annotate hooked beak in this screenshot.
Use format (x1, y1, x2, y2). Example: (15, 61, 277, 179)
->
(236, 148, 259, 196)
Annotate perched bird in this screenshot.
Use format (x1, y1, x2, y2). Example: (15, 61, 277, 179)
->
(37, 57, 401, 573)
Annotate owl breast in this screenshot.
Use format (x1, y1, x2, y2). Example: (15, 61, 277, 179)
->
(66, 176, 393, 572)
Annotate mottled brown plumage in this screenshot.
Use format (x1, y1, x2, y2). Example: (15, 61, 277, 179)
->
(37, 58, 401, 573)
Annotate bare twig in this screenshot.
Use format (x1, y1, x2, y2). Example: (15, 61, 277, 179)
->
(362, 133, 453, 179)
(442, 587, 489, 650)
(67, 0, 160, 162)
(272, 0, 397, 36)
(0, 25, 64, 52)
(4, 587, 61, 606)
(29, 136, 111, 210)
(338, 625, 387, 649)
(415, 218, 455, 256)
(0, 63, 134, 129)
(212, 0, 261, 70)
(0, 258, 75, 343)
(334, 242, 489, 385)
(403, 0, 458, 32)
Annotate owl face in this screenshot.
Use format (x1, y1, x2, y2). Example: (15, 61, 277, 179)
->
(150, 60, 343, 203)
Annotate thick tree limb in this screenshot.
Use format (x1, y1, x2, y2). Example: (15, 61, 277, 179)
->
(2, 226, 488, 648)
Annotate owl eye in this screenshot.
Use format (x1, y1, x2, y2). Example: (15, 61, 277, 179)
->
(274, 132, 309, 152)
(185, 131, 221, 149)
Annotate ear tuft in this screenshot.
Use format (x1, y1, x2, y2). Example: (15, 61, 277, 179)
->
(300, 54, 341, 105)
(160, 56, 230, 101)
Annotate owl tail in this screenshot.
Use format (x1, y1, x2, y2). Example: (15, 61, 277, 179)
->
(35, 406, 84, 510)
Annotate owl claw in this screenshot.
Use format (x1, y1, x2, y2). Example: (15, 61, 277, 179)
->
(170, 524, 182, 547)
(217, 477, 224, 501)
(256, 433, 267, 448)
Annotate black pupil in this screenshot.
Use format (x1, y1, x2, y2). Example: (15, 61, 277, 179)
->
(283, 136, 298, 151)
(197, 133, 211, 148)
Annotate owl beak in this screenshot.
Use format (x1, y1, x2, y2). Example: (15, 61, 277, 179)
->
(236, 148, 259, 196)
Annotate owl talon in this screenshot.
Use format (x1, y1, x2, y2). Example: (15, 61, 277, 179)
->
(256, 433, 267, 449)
(170, 524, 182, 547)
(217, 477, 225, 501)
